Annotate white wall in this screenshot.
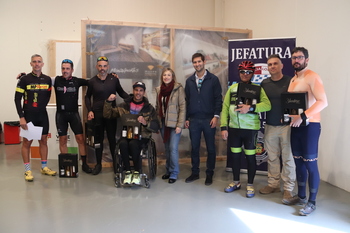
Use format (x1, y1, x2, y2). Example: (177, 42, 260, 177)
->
(224, 0, 350, 192)
(0, 0, 215, 122)
(1, 0, 349, 192)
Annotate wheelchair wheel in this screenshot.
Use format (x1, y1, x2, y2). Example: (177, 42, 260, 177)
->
(146, 139, 157, 180)
(115, 173, 121, 188)
(144, 178, 150, 188)
(151, 139, 157, 178)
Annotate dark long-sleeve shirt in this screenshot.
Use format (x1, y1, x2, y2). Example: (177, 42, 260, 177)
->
(85, 74, 129, 112)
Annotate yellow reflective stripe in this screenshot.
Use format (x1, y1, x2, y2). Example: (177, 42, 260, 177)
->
(26, 84, 50, 90)
(231, 147, 242, 153)
(16, 87, 25, 93)
(244, 149, 256, 155)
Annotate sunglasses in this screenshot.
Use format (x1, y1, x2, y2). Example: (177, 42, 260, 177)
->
(239, 70, 254, 75)
(97, 56, 108, 61)
(62, 59, 73, 64)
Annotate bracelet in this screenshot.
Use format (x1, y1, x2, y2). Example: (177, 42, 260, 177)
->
(300, 112, 307, 121)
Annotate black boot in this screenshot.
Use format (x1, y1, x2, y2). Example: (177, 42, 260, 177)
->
(82, 163, 92, 174)
(92, 164, 102, 175)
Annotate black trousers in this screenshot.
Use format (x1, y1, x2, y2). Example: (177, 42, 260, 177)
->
(93, 111, 117, 164)
(119, 138, 148, 172)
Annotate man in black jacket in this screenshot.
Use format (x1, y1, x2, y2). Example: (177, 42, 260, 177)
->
(184, 53, 223, 185)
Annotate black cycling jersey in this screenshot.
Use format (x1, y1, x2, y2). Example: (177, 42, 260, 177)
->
(15, 72, 52, 118)
(54, 76, 88, 112)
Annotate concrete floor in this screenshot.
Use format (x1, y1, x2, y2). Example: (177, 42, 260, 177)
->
(0, 144, 349, 233)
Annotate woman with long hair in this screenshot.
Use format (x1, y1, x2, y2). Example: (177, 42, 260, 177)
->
(155, 68, 186, 184)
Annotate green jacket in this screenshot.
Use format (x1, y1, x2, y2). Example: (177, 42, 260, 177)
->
(220, 82, 271, 130)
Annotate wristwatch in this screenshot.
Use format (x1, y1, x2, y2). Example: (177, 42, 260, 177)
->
(249, 105, 255, 112)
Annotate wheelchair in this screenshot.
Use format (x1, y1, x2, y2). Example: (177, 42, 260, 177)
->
(113, 137, 157, 188)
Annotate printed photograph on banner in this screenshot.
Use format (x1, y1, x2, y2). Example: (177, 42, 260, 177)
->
(83, 22, 251, 161)
(174, 29, 249, 95)
(86, 25, 171, 94)
(173, 29, 250, 159)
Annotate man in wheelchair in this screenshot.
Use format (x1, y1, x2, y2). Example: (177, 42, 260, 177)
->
(103, 81, 159, 185)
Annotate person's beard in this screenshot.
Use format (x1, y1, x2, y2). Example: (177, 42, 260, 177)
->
(293, 61, 307, 72)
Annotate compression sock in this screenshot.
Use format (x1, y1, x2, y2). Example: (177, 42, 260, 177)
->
(81, 155, 87, 164)
(41, 160, 47, 169)
(24, 163, 31, 172)
(305, 160, 320, 203)
(294, 157, 307, 199)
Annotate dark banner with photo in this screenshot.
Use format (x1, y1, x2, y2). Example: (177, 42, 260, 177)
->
(227, 38, 296, 173)
(229, 38, 296, 84)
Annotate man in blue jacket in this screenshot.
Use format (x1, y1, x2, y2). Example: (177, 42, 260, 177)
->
(185, 53, 222, 185)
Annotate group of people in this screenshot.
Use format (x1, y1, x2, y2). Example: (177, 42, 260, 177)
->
(219, 47, 327, 216)
(14, 47, 327, 216)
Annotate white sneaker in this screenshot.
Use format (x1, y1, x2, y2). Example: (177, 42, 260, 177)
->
(131, 171, 141, 185)
(124, 171, 132, 184)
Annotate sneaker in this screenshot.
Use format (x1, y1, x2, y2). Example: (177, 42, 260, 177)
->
(24, 170, 34, 182)
(246, 185, 255, 198)
(282, 195, 308, 205)
(124, 171, 132, 184)
(225, 167, 233, 172)
(259, 185, 281, 194)
(299, 202, 316, 216)
(185, 174, 199, 183)
(224, 182, 241, 193)
(131, 171, 141, 185)
(41, 167, 57, 176)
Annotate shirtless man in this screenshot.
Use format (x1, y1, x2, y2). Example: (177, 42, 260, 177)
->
(286, 47, 328, 216)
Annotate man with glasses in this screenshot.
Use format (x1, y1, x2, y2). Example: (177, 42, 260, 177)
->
(184, 52, 222, 185)
(286, 47, 328, 216)
(221, 61, 271, 198)
(259, 55, 296, 203)
(54, 59, 92, 173)
(85, 56, 129, 175)
(15, 54, 57, 181)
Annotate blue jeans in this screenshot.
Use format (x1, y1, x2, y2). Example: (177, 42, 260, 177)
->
(161, 126, 181, 179)
(189, 118, 216, 176)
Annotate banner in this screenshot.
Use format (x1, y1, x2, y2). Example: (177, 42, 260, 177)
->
(83, 20, 251, 165)
(229, 38, 296, 84)
(227, 38, 296, 173)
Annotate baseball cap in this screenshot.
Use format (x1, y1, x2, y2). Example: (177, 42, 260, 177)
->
(133, 81, 146, 91)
